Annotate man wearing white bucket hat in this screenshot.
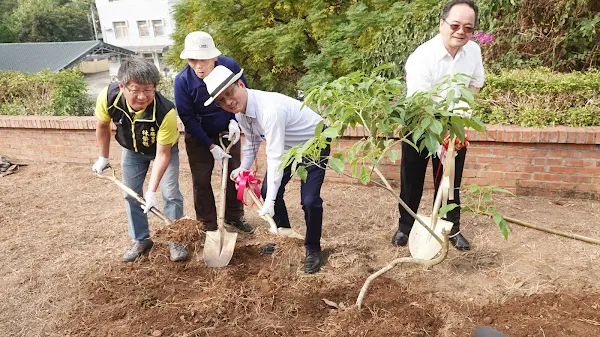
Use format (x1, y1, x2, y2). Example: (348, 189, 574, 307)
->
(203, 66, 329, 274)
(392, 0, 485, 251)
(175, 31, 254, 234)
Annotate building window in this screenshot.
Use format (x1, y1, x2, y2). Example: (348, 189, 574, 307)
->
(113, 21, 128, 39)
(142, 53, 154, 61)
(152, 20, 165, 37)
(137, 20, 150, 38)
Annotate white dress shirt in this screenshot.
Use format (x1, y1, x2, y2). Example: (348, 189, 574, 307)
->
(405, 34, 485, 98)
(235, 89, 323, 203)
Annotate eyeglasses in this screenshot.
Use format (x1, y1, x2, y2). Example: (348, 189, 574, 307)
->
(125, 86, 156, 96)
(443, 19, 474, 34)
(215, 83, 238, 107)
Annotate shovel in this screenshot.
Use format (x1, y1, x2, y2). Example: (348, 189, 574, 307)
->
(203, 137, 238, 267)
(245, 188, 304, 240)
(96, 166, 173, 225)
(408, 140, 456, 260)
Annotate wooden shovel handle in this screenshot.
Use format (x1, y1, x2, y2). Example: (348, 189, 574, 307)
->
(96, 168, 172, 225)
(217, 136, 236, 231)
(246, 188, 279, 233)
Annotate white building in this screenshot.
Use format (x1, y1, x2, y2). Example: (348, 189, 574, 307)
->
(95, 0, 181, 78)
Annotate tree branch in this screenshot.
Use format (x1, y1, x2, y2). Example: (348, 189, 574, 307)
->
(356, 230, 450, 309)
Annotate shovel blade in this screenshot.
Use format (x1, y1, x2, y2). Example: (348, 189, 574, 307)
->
(203, 229, 238, 267)
(276, 228, 304, 240)
(408, 215, 453, 260)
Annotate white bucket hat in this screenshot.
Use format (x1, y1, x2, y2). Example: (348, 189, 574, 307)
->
(180, 31, 222, 60)
(203, 65, 244, 106)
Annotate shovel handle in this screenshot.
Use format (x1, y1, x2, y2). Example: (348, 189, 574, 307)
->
(216, 135, 236, 231)
(95, 168, 173, 225)
(245, 187, 278, 233)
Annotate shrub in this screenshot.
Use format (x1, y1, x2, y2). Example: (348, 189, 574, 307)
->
(0, 69, 92, 116)
(473, 68, 600, 127)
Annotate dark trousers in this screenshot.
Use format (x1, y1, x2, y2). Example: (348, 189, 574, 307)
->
(185, 133, 244, 227)
(398, 141, 467, 235)
(261, 145, 330, 253)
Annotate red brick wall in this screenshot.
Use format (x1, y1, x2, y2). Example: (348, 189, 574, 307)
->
(1, 116, 599, 200)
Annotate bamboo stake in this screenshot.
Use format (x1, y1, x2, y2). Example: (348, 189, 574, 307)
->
(497, 214, 600, 246)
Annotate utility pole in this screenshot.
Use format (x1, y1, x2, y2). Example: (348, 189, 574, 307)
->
(90, 3, 98, 40)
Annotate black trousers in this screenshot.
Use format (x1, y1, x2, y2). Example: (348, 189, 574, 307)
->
(185, 133, 244, 227)
(261, 145, 330, 253)
(398, 141, 467, 235)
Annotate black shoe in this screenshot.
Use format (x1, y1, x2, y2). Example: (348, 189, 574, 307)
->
(304, 251, 323, 274)
(391, 230, 409, 247)
(203, 223, 217, 231)
(449, 233, 471, 251)
(226, 217, 255, 234)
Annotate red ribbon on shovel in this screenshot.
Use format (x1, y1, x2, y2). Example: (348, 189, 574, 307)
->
(234, 170, 261, 205)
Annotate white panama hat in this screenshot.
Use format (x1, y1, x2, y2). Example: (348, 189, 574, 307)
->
(203, 65, 244, 106)
(180, 31, 222, 60)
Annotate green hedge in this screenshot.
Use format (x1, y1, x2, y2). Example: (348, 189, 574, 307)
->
(0, 69, 92, 116)
(473, 68, 600, 127)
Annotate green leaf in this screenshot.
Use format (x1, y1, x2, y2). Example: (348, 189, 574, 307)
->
(388, 149, 399, 162)
(492, 213, 512, 240)
(296, 166, 308, 182)
(314, 120, 324, 138)
(359, 166, 370, 184)
(430, 119, 443, 135)
(438, 204, 459, 217)
(329, 157, 345, 174)
(485, 186, 515, 195)
(467, 184, 481, 194)
(421, 117, 431, 128)
(322, 126, 341, 139)
(300, 138, 315, 152)
(459, 87, 474, 103)
(404, 139, 419, 152)
(483, 192, 492, 200)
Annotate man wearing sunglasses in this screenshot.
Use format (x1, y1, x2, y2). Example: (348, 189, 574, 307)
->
(174, 31, 254, 236)
(392, 0, 484, 251)
(203, 66, 330, 274)
(92, 58, 185, 262)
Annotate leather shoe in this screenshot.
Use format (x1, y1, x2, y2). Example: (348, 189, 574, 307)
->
(304, 251, 323, 274)
(449, 233, 471, 251)
(391, 230, 409, 247)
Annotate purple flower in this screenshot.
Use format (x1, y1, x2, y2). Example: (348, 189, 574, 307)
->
(472, 31, 495, 45)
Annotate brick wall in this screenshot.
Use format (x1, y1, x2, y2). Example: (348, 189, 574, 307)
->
(1, 116, 599, 200)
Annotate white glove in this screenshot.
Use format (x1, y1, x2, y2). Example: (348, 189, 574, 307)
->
(92, 156, 110, 173)
(230, 167, 248, 181)
(142, 191, 158, 214)
(258, 199, 275, 217)
(225, 119, 241, 145)
(452, 100, 472, 118)
(210, 145, 232, 168)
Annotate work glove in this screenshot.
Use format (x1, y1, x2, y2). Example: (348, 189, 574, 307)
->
(258, 199, 275, 217)
(225, 119, 241, 145)
(230, 167, 248, 181)
(452, 100, 473, 118)
(210, 145, 232, 169)
(142, 191, 158, 214)
(92, 156, 110, 173)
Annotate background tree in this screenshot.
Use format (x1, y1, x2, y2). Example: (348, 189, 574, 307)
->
(1, 0, 94, 43)
(167, 0, 600, 93)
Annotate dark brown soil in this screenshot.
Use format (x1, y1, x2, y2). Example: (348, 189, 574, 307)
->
(2, 163, 600, 337)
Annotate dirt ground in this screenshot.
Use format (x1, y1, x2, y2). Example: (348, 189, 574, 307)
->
(1, 163, 599, 337)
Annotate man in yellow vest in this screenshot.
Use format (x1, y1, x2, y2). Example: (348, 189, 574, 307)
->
(92, 58, 186, 262)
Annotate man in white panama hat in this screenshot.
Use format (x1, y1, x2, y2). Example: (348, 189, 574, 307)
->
(174, 31, 254, 235)
(203, 65, 330, 274)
